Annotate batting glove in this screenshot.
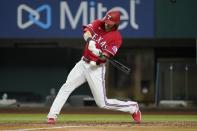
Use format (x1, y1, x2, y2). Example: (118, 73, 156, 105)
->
(88, 40, 101, 56)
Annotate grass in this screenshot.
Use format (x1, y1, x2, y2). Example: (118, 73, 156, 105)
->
(0, 114, 196, 123)
(0, 114, 196, 131)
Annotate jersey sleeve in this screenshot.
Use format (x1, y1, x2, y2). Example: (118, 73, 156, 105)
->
(82, 20, 100, 36)
(102, 32, 122, 57)
(103, 41, 121, 56)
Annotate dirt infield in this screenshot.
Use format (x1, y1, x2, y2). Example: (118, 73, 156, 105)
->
(0, 121, 197, 131)
(0, 107, 197, 130)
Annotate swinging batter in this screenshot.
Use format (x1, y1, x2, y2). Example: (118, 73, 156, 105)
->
(47, 9, 141, 124)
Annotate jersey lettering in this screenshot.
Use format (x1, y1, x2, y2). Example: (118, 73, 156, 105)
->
(95, 36, 103, 44)
(83, 20, 122, 63)
(92, 33, 107, 49)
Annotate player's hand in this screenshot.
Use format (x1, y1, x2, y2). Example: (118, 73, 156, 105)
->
(88, 40, 96, 50)
(99, 52, 106, 59)
(88, 40, 101, 56)
(92, 48, 102, 56)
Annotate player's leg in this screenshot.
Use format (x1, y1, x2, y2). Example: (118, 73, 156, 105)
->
(47, 60, 86, 119)
(85, 64, 139, 114)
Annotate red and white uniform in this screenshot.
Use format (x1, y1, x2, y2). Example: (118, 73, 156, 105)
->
(83, 20, 122, 64)
(47, 20, 139, 120)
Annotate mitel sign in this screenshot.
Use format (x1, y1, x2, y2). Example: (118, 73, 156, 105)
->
(59, 0, 140, 31)
(0, 0, 154, 38)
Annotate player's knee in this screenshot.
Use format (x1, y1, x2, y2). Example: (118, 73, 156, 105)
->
(59, 82, 73, 93)
(96, 102, 107, 109)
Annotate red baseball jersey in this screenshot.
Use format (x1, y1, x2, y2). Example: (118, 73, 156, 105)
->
(82, 20, 122, 64)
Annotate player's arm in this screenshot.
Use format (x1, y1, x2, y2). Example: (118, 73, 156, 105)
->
(83, 30, 92, 42)
(100, 39, 121, 60)
(83, 31, 110, 61)
(83, 30, 101, 56)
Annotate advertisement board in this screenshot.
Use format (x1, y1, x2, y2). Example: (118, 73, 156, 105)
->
(0, 0, 154, 38)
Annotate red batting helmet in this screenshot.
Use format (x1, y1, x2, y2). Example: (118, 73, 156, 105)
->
(103, 9, 120, 26)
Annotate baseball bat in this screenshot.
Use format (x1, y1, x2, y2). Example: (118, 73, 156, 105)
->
(108, 58, 131, 74)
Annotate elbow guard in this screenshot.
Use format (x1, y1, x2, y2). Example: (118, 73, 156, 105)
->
(83, 31, 92, 42)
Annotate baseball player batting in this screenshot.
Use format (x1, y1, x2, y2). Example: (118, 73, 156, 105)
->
(47, 9, 141, 124)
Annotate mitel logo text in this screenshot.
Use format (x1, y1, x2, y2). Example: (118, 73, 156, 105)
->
(17, 0, 140, 30)
(61, 0, 139, 30)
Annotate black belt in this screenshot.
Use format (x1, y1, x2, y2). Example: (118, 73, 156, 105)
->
(82, 57, 91, 63)
(82, 57, 100, 65)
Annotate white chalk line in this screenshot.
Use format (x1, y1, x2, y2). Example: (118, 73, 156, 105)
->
(2, 125, 179, 131)
(2, 125, 156, 131)
(2, 125, 91, 131)
(3, 124, 189, 131)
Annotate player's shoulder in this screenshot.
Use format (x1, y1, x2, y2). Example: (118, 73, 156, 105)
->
(107, 31, 122, 47)
(110, 30, 122, 40)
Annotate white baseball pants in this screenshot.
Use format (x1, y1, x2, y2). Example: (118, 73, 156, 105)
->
(47, 59, 139, 119)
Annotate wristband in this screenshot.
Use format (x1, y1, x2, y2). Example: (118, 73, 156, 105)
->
(99, 52, 106, 59)
(87, 37, 93, 43)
